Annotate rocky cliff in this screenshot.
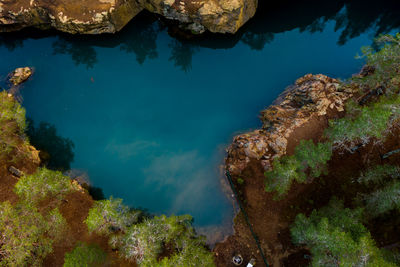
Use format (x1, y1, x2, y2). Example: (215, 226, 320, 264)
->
(0, 0, 257, 34)
(226, 74, 356, 175)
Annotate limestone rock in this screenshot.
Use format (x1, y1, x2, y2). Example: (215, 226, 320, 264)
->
(226, 74, 356, 175)
(0, 0, 143, 34)
(9, 67, 32, 85)
(0, 0, 257, 34)
(143, 0, 258, 33)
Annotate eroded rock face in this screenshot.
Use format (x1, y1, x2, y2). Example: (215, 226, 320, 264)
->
(0, 0, 142, 34)
(143, 0, 257, 33)
(226, 74, 356, 175)
(9, 67, 32, 85)
(0, 0, 257, 34)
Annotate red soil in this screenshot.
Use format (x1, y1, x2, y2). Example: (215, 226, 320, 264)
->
(214, 113, 400, 266)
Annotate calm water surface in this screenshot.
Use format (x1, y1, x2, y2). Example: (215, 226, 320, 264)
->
(1, 1, 400, 240)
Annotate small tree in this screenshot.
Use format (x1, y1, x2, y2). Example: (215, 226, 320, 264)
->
(85, 197, 141, 235)
(291, 199, 395, 266)
(110, 215, 214, 266)
(0, 202, 66, 266)
(265, 140, 332, 198)
(295, 140, 332, 178)
(63, 242, 107, 267)
(353, 33, 400, 96)
(14, 168, 78, 204)
(265, 155, 303, 198)
(357, 165, 400, 217)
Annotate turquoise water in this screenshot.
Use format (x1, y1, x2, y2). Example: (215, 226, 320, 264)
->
(1, 1, 400, 238)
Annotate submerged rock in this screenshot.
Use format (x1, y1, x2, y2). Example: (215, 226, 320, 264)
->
(0, 0, 257, 34)
(226, 74, 356, 175)
(9, 67, 32, 85)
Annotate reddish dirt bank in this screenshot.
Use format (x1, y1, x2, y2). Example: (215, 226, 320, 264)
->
(213, 75, 400, 266)
(0, 146, 135, 266)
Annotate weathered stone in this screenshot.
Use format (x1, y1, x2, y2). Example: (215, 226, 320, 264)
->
(8, 166, 23, 177)
(0, 0, 257, 34)
(0, 0, 143, 34)
(226, 74, 355, 175)
(9, 67, 32, 85)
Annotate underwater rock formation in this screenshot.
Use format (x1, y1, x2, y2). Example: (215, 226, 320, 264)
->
(0, 0, 257, 34)
(226, 74, 356, 175)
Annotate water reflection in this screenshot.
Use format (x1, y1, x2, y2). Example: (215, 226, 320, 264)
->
(52, 39, 98, 69)
(1, 1, 400, 70)
(26, 119, 75, 171)
(168, 39, 198, 72)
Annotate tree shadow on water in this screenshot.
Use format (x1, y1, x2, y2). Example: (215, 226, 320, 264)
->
(26, 119, 74, 171)
(52, 38, 98, 69)
(168, 39, 199, 72)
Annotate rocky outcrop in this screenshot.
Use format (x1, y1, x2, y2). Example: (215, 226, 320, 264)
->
(0, 0, 142, 34)
(143, 0, 257, 34)
(0, 0, 257, 34)
(226, 74, 356, 175)
(9, 67, 32, 85)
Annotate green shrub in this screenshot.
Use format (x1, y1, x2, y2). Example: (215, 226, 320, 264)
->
(265, 140, 332, 198)
(110, 215, 214, 266)
(0, 202, 66, 267)
(0, 91, 29, 163)
(14, 168, 77, 204)
(85, 197, 141, 235)
(0, 91, 26, 133)
(291, 199, 396, 266)
(63, 242, 107, 267)
(237, 178, 244, 185)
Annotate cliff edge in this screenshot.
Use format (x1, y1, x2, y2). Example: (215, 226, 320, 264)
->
(0, 0, 257, 34)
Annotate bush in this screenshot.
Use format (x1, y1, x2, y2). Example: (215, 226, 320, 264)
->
(85, 197, 141, 235)
(0, 202, 66, 266)
(291, 199, 396, 266)
(265, 140, 331, 198)
(110, 215, 214, 266)
(14, 168, 78, 204)
(0, 91, 30, 163)
(0, 91, 26, 133)
(63, 242, 107, 267)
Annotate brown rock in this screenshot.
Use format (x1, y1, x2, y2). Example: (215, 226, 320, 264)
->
(0, 0, 257, 34)
(9, 67, 32, 85)
(226, 74, 355, 175)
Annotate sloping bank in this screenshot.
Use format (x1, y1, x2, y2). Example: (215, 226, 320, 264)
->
(0, 0, 257, 34)
(215, 35, 400, 266)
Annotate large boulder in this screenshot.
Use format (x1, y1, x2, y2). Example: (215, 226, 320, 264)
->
(0, 0, 257, 34)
